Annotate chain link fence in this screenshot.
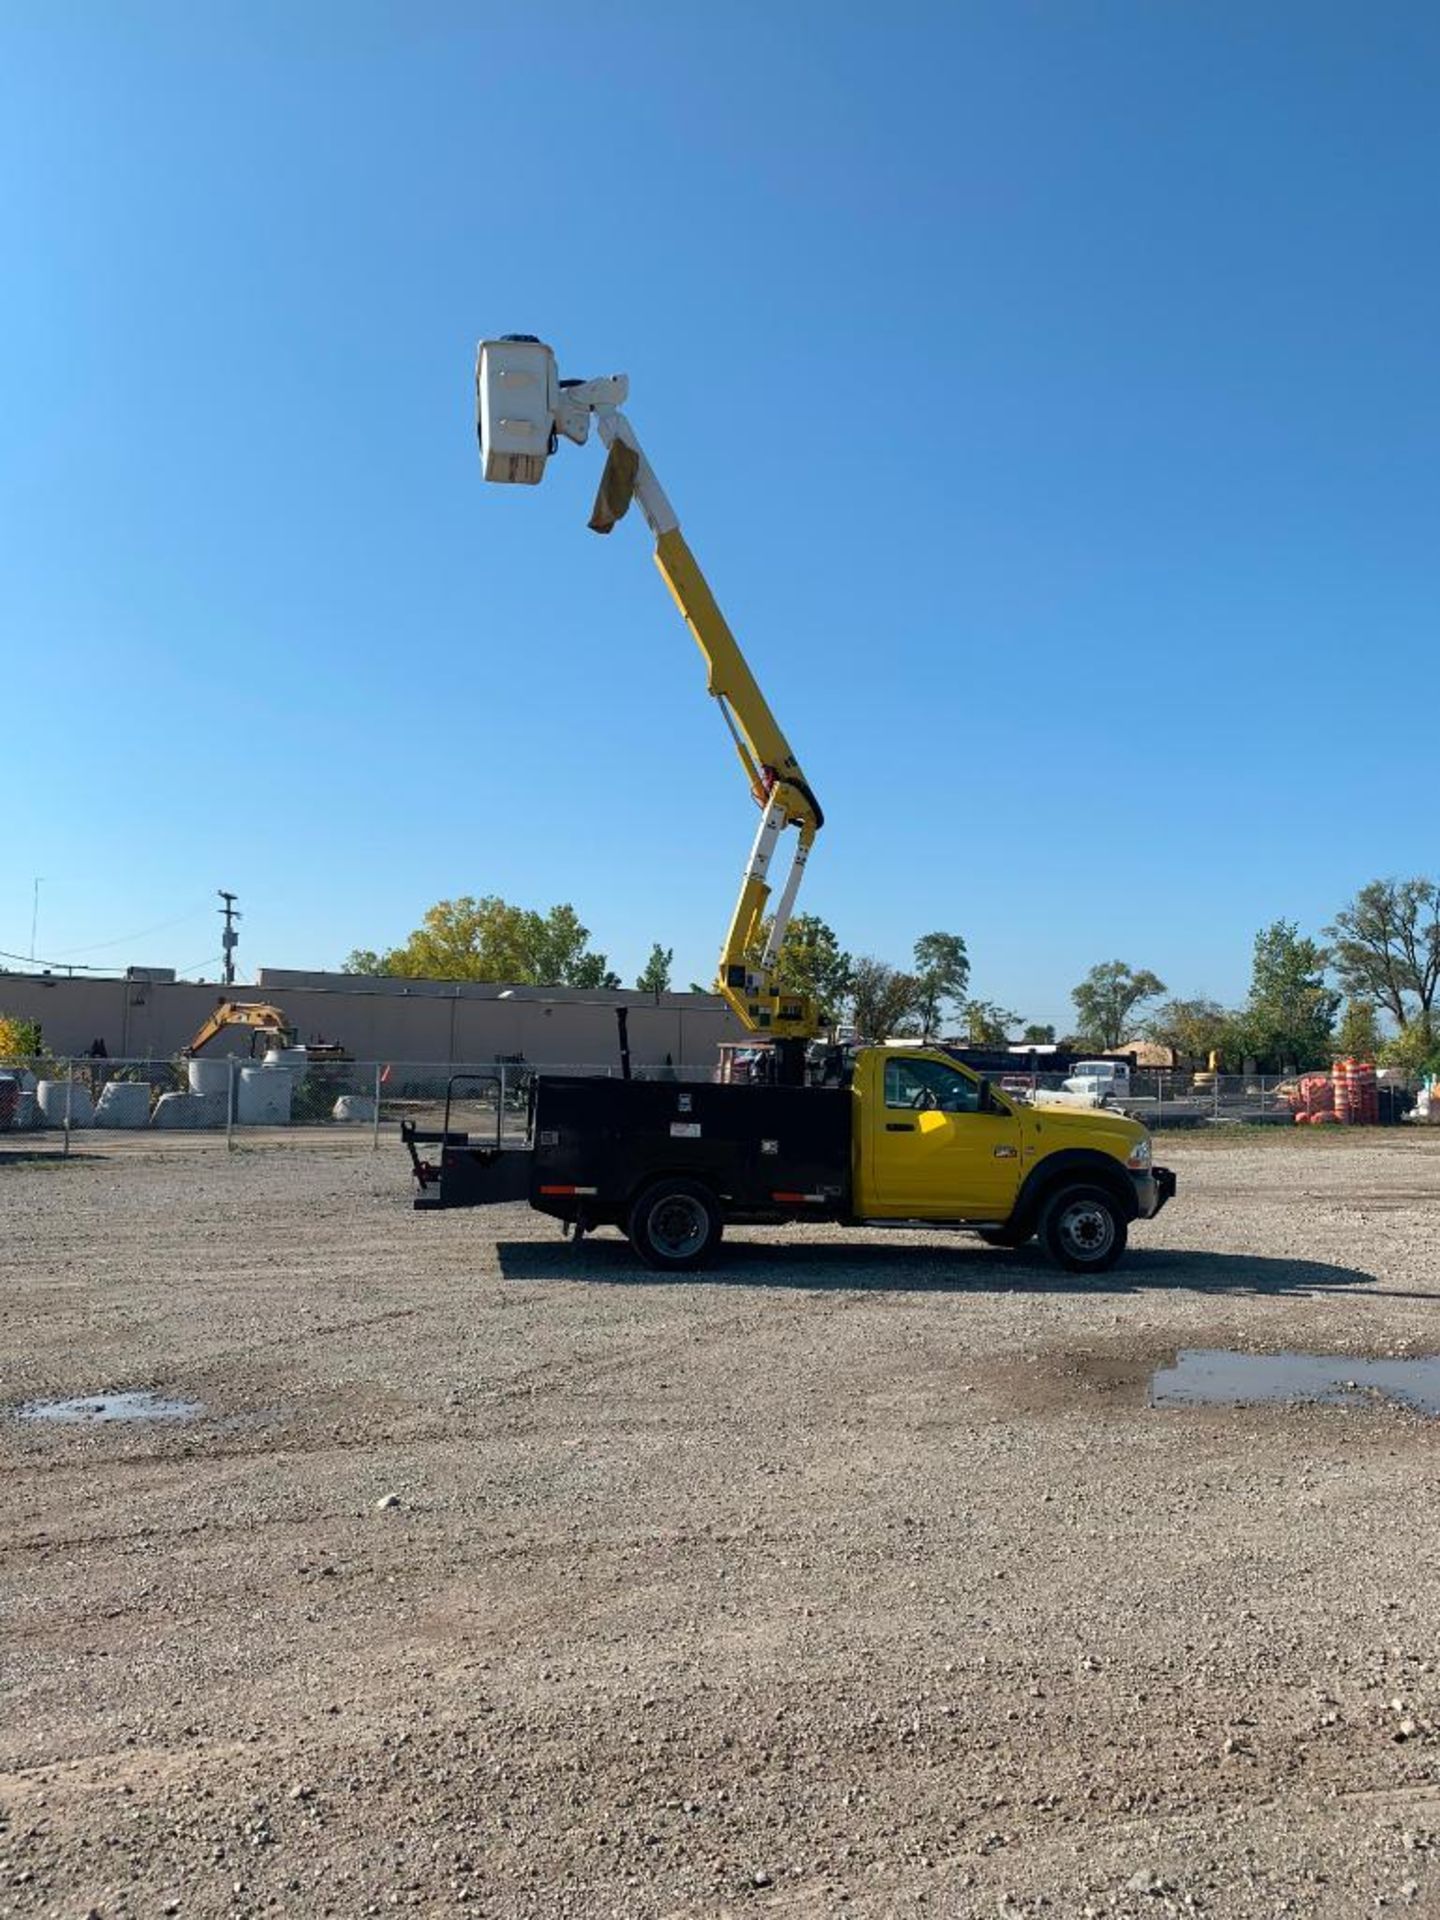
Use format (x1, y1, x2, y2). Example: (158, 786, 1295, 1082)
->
(0, 1056, 1424, 1155)
(999, 1067, 1419, 1127)
(0, 1053, 721, 1154)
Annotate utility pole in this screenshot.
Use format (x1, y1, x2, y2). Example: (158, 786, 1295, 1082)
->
(218, 890, 240, 987)
(29, 877, 42, 963)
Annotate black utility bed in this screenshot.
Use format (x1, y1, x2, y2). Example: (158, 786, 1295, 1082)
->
(404, 1074, 852, 1222)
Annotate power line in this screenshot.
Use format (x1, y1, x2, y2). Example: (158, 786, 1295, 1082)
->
(45, 902, 214, 958)
(0, 946, 119, 975)
(174, 952, 225, 979)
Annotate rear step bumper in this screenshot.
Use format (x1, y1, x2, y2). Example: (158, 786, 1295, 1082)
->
(403, 1121, 532, 1210)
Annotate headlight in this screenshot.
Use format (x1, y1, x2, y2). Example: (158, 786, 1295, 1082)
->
(1126, 1137, 1152, 1170)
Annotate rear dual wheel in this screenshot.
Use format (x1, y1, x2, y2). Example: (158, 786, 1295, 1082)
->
(628, 1178, 723, 1273)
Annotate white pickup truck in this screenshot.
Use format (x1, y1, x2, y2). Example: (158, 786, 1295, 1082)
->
(1059, 1060, 1132, 1106)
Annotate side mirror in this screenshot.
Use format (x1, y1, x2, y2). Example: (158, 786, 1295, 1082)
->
(979, 1077, 993, 1112)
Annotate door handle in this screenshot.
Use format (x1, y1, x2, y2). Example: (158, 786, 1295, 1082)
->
(886, 1122, 915, 1132)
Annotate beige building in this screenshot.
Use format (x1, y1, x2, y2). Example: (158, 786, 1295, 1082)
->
(0, 965, 743, 1070)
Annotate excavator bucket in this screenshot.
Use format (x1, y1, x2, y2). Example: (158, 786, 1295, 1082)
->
(588, 438, 639, 534)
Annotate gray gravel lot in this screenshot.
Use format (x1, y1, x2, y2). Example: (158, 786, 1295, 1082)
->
(3, 1133, 1440, 1918)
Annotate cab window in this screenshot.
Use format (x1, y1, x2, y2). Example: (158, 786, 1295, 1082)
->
(883, 1057, 982, 1113)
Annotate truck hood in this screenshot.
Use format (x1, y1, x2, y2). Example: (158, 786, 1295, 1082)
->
(1023, 1102, 1146, 1150)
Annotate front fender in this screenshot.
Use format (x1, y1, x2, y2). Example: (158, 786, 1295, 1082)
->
(1010, 1148, 1140, 1233)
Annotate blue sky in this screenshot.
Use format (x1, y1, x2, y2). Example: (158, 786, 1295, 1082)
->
(3, 2, 1436, 1028)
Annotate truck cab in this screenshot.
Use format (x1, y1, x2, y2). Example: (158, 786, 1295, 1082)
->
(850, 1048, 1165, 1266)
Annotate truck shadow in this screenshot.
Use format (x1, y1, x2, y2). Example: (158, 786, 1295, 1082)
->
(495, 1239, 1380, 1299)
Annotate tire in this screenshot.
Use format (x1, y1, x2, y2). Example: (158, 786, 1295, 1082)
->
(978, 1226, 1034, 1249)
(628, 1178, 724, 1273)
(1039, 1184, 1128, 1274)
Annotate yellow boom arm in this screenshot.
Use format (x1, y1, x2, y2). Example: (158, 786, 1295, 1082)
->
(588, 410, 823, 1040)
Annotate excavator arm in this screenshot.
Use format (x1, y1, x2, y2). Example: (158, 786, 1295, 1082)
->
(183, 1000, 296, 1057)
(475, 338, 823, 1042)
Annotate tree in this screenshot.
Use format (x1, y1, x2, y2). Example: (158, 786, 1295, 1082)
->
(636, 943, 673, 994)
(1327, 879, 1440, 1048)
(0, 1014, 42, 1059)
(1021, 1023, 1056, 1046)
(1335, 997, 1382, 1061)
(349, 896, 619, 988)
(342, 949, 383, 975)
(567, 952, 624, 991)
(1070, 962, 1166, 1051)
(963, 1000, 1020, 1048)
(848, 957, 922, 1041)
(912, 931, 970, 1037)
(1238, 920, 1338, 1071)
(1144, 997, 1233, 1068)
(1378, 1022, 1440, 1078)
(765, 913, 854, 1028)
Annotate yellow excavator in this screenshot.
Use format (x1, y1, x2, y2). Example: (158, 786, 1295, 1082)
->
(476, 336, 822, 1080)
(183, 1000, 348, 1061)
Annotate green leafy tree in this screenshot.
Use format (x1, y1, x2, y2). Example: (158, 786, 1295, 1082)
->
(912, 931, 970, 1037)
(0, 1014, 42, 1059)
(962, 1000, 1020, 1048)
(1070, 962, 1166, 1052)
(1144, 997, 1234, 1068)
(1021, 1023, 1056, 1045)
(1327, 878, 1440, 1048)
(636, 943, 673, 994)
(341, 949, 383, 975)
(1334, 997, 1382, 1061)
(848, 957, 922, 1041)
(350, 896, 619, 988)
(1378, 1023, 1440, 1077)
(567, 952, 624, 990)
(1237, 920, 1338, 1071)
(766, 913, 854, 1028)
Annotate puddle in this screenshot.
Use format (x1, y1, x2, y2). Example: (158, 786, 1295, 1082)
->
(17, 1391, 204, 1425)
(1151, 1350, 1440, 1417)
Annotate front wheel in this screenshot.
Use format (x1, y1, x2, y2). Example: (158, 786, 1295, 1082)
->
(628, 1178, 724, 1273)
(1039, 1185, 1128, 1274)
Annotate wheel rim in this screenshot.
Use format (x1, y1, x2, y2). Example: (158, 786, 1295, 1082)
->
(1056, 1199, 1115, 1261)
(650, 1194, 709, 1259)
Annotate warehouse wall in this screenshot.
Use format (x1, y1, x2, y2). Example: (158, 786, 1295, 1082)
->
(0, 969, 744, 1067)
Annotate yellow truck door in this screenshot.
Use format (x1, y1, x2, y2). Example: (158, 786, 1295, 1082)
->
(858, 1052, 1024, 1220)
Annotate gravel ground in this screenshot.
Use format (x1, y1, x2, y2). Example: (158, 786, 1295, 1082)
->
(3, 1132, 1440, 1919)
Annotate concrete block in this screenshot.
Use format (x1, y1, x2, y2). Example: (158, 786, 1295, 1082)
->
(93, 1082, 153, 1128)
(37, 1080, 94, 1127)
